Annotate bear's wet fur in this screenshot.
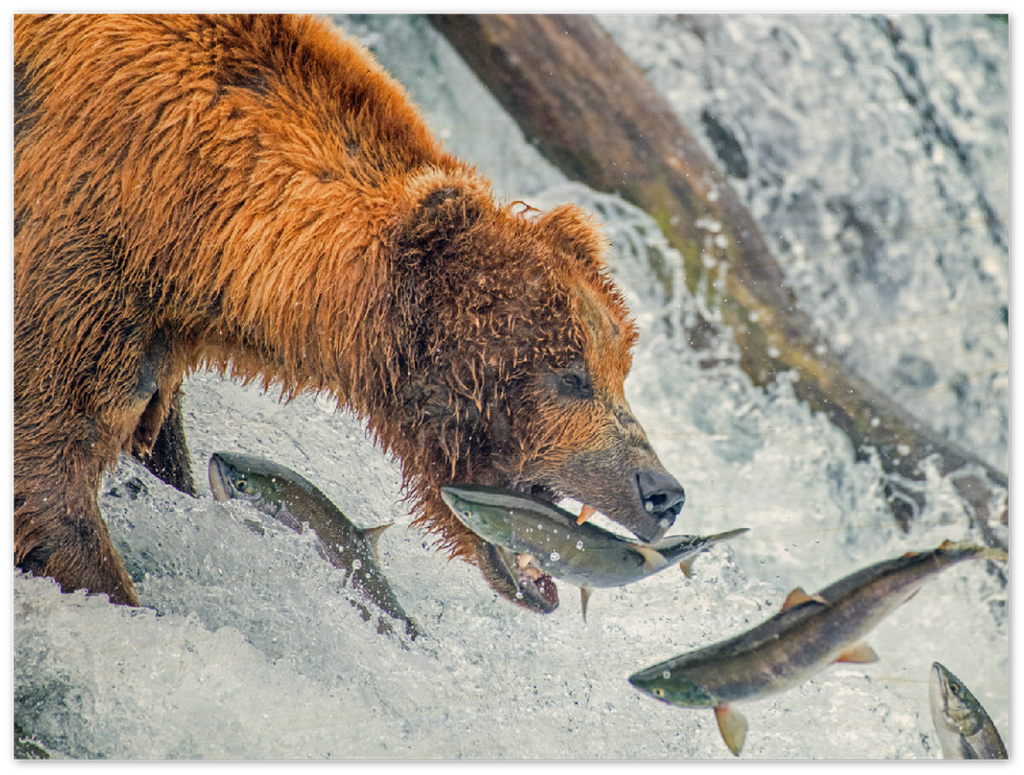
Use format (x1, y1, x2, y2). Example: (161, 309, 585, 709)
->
(14, 14, 685, 609)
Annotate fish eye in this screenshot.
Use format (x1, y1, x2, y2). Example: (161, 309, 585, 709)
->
(950, 683, 960, 695)
(235, 478, 247, 491)
(653, 688, 665, 698)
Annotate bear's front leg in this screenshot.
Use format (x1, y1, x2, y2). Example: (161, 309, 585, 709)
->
(14, 418, 140, 607)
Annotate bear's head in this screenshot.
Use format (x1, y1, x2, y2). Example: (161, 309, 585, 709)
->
(380, 172, 686, 612)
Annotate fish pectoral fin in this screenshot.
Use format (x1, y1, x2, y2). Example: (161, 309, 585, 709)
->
(635, 544, 669, 573)
(276, 504, 304, 533)
(715, 704, 748, 757)
(835, 642, 880, 664)
(679, 557, 695, 578)
(580, 587, 592, 622)
(360, 522, 394, 558)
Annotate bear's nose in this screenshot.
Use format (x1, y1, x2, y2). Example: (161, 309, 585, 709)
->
(636, 470, 686, 529)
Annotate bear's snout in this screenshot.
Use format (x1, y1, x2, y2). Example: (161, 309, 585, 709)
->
(635, 469, 686, 532)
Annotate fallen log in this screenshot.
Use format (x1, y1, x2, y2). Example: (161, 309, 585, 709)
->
(428, 13, 1007, 547)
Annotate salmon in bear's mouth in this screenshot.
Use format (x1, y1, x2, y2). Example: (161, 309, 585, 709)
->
(497, 480, 604, 613)
(468, 476, 678, 614)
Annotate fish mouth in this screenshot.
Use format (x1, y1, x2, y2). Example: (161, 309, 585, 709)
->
(208, 454, 233, 502)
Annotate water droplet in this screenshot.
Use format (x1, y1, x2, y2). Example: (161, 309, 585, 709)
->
(576, 540, 584, 550)
(352, 559, 362, 570)
(549, 551, 561, 562)
(644, 500, 655, 513)
(662, 670, 672, 680)
(515, 590, 524, 600)
(659, 517, 670, 528)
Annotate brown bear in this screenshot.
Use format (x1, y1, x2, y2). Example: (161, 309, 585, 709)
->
(14, 14, 685, 612)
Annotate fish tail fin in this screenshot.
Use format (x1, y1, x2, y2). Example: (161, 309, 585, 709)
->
(709, 527, 750, 543)
(715, 704, 748, 757)
(979, 547, 1009, 563)
(679, 528, 747, 577)
(937, 540, 1008, 563)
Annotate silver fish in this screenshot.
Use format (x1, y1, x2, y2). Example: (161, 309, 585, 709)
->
(929, 661, 1007, 759)
(440, 483, 746, 619)
(629, 541, 1008, 756)
(209, 452, 419, 640)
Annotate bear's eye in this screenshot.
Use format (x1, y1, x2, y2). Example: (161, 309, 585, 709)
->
(558, 366, 593, 400)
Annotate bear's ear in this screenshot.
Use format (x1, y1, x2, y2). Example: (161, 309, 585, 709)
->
(395, 171, 488, 261)
(533, 204, 609, 270)
(419, 186, 461, 217)
(404, 168, 489, 221)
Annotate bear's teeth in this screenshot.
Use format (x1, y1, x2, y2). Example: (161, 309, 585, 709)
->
(576, 504, 597, 525)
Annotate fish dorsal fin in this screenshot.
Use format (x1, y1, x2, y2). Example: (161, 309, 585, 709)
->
(780, 587, 825, 612)
(715, 704, 748, 757)
(635, 544, 669, 573)
(836, 643, 879, 664)
(360, 522, 393, 558)
(580, 586, 592, 622)
(679, 557, 695, 578)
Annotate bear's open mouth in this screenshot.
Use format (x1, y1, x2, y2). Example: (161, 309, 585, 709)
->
(508, 548, 559, 611)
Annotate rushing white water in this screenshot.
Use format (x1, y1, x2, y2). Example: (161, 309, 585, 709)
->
(13, 14, 1008, 760)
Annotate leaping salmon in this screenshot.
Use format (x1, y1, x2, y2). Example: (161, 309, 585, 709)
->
(929, 661, 1007, 759)
(209, 452, 420, 640)
(628, 541, 1007, 756)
